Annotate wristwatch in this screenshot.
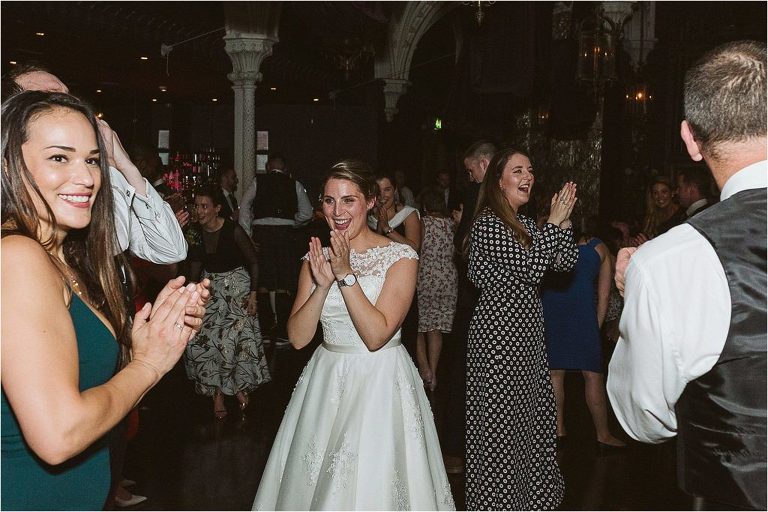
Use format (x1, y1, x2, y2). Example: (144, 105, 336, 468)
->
(337, 273, 357, 287)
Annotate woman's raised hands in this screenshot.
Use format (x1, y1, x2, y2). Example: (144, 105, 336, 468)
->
(548, 181, 578, 226)
(308, 237, 335, 290)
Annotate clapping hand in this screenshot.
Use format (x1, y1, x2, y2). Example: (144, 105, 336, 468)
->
(452, 204, 463, 224)
(152, 276, 210, 334)
(131, 282, 199, 378)
(548, 181, 578, 227)
(375, 204, 389, 234)
(329, 229, 354, 280)
(308, 237, 335, 290)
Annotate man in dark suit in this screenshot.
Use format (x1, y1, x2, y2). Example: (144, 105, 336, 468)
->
(439, 140, 497, 475)
(435, 170, 460, 215)
(676, 166, 714, 218)
(219, 166, 239, 222)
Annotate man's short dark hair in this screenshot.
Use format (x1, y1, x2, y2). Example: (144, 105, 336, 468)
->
(267, 153, 286, 171)
(677, 166, 714, 196)
(1, 63, 55, 102)
(463, 140, 497, 162)
(684, 40, 766, 156)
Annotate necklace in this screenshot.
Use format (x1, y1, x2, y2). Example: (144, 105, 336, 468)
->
(47, 251, 84, 298)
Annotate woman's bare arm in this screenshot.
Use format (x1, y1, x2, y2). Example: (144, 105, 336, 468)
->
(2, 236, 195, 465)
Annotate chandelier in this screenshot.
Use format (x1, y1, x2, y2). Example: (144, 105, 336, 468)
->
(576, 3, 634, 97)
(463, 1, 496, 26)
(327, 37, 375, 82)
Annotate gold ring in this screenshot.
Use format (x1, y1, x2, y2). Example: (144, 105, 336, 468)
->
(174, 322, 184, 330)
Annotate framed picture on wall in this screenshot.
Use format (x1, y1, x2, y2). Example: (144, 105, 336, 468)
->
(256, 154, 268, 172)
(257, 131, 269, 151)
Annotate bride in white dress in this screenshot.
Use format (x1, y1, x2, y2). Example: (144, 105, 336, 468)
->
(253, 160, 455, 511)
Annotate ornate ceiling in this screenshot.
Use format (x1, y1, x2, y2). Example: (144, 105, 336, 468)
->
(0, 2, 406, 106)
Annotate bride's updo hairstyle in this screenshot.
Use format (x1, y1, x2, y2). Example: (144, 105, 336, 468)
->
(322, 159, 378, 203)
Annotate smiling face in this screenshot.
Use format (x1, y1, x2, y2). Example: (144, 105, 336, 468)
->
(194, 194, 221, 227)
(651, 182, 674, 209)
(20, 106, 101, 239)
(322, 178, 375, 238)
(498, 153, 535, 212)
(376, 177, 396, 209)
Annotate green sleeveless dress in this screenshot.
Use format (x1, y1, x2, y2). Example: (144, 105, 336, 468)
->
(1, 294, 119, 510)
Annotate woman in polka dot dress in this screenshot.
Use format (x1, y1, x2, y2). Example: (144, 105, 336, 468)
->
(466, 148, 578, 510)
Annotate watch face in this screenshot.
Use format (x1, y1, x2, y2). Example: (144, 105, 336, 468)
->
(342, 274, 356, 286)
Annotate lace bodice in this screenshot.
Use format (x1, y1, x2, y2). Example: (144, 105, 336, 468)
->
(309, 242, 418, 348)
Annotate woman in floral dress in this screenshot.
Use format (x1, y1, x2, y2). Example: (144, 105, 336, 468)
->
(184, 186, 270, 419)
(415, 188, 458, 392)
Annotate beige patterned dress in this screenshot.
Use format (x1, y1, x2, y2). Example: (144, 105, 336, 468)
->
(417, 216, 458, 333)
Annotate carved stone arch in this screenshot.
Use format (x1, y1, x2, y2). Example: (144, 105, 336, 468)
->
(375, 1, 456, 121)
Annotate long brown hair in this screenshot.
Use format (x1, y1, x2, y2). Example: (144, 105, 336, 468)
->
(470, 147, 533, 250)
(1, 91, 130, 356)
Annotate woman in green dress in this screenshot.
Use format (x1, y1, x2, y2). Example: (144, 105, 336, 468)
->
(1, 91, 204, 510)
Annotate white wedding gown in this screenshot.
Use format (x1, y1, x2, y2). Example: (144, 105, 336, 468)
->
(253, 243, 455, 511)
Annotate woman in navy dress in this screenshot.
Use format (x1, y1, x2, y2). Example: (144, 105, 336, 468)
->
(542, 216, 626, 450)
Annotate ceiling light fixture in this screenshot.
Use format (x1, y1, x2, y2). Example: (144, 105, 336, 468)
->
(270, 87, 277, 91)
(462, 1, 495, 26)
(152, 98, 157, 102)
(313, 98, 319, 102)
(9, 61, 17, 65)
(140, 56, 149, 61)
(212, 98, 218, 102)
(159, 86, 167, 92)
(35, 32, 45, 36)
(96, 89, 102, 93)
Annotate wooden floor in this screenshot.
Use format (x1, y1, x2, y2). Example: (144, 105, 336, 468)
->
(122, 337, 692, 511)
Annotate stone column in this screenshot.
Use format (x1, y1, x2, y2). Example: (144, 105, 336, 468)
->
(382, 78, 410, 122)
(224, 33, 276, 197)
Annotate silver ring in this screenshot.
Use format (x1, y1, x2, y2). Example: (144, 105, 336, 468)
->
(174, 322, 184, 330)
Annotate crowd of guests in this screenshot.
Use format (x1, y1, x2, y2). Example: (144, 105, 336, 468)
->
(2, 38, 765, 512)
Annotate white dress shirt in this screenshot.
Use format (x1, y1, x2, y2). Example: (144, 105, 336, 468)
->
(110, 166, 188, 264)
(607, 160, 767, 443)
(685, 198, 709, 217)
(238, 171, 314, 235)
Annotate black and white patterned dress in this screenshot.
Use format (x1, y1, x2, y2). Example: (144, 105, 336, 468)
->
(465, 208, 578, 510)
